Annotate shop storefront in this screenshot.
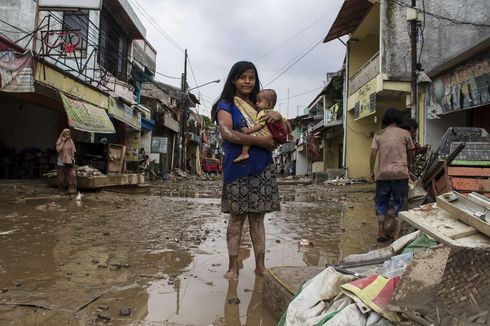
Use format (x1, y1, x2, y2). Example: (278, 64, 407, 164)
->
(423, 48, 490, 148)
(107, 97, 142, 171)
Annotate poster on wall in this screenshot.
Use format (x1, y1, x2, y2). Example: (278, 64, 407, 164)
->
(351, 78, 376, 120)
(0, 50, 34, 92)
(426, 50, 490, 119)
(125, 130, 141, 162)
(151, 137, 168, 154)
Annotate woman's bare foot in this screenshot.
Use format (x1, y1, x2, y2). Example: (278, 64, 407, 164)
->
(224, 270, 239, 280)
(233, 153, 249, 163)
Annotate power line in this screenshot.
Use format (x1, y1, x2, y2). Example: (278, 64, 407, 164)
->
(265, 34, 324, 87)
(127, 0, 185, 52)
(389, 0, 490, 28)
(276, 85, 325, 103)
(254, 9, 337, 62)
(155, 71, 180, 80)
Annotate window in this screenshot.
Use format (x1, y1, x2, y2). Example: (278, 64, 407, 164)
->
(62, 10, 89, 53)
(98, 7, 129, 80)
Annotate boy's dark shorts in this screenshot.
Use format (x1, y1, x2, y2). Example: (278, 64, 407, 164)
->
(375, 179, 408, 222)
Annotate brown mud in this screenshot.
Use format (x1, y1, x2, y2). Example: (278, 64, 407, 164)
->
(0, 177, 378, 325)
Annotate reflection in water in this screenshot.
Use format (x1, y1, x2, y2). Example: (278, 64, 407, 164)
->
(224, 276, 272, 326)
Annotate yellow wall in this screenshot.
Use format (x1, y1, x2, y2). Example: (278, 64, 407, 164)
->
(348, 34, 380, 79)
(345, 97, 407, 178)
(348, 3, 380, 78)
(35, 62, 109, 109)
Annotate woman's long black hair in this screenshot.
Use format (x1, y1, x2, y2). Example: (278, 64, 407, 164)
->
(211, 61, 261, 123)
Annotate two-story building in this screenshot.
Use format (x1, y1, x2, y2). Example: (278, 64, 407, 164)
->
(324, 0, 490, 178)
(0, 0, 157, 177)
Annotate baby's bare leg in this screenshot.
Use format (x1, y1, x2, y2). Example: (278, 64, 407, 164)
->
(233, 145, 250, 163)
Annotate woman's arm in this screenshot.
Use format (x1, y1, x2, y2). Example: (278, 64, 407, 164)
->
(218, 110, 275, 150)
(259, 110, 283, 124)
(56, 139, 65, 153)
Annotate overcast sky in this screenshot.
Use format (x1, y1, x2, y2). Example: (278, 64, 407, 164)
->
(131, 0, 346, 118)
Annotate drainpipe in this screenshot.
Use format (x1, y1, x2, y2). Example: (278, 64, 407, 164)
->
(341, 45, 349, 178)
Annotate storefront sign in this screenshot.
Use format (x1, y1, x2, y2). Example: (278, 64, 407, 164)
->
(38, 0, 102, 10)
(426, 50, 490, 119)
(108, 97, 141, 131)
(60, 93, 116, 134)
(0, 50, 34, 92)
(151, 137, 168, 154)
(351, 78, 376, 120)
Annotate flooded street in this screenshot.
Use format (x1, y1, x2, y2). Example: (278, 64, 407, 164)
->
(0, 178, 378, 325)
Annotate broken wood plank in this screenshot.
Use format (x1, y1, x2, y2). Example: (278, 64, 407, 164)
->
(399, 205, 490, 247)
(447, 227, 479, 240)
(468, 192, 490, 210)
(437, 192, 490, 237)
(450, 177, 490, 192)
(448, 167, 490, 177)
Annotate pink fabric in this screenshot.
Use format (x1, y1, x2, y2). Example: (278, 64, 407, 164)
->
(268, 121, 287, 144)
(56, 128, 76, 164)
(371, 126, 415, 180)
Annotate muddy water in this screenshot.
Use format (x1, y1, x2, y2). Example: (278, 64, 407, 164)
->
(0, 179, 378, 325)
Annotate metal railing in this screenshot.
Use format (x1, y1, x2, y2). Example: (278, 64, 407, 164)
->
(349, 52, 380, 94)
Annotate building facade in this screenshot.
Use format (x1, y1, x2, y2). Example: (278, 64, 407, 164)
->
(0, 0, 157, 177)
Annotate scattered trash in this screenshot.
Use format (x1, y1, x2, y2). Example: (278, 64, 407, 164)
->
(298, 239, 314, 247)
(96, 312, 111, 321)
(77, 165, 103, 176)
(0, 229, 17, 235)
(119, 307, 132, 316)
(75, 192, 83, 202)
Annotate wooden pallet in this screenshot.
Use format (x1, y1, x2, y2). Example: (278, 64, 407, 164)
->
(399, 205, 490, 247)
(425, 163, 490, 198)
(436, 191, 490, 237)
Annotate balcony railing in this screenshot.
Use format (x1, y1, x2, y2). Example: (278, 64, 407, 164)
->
(349, 52, 380, 94)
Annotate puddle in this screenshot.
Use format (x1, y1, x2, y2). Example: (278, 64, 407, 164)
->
(0, 182, 378, 325)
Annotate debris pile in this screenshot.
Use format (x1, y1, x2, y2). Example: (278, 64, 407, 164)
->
(280, 190, 490, 325)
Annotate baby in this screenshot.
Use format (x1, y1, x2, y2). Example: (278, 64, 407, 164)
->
(234, 89, 292, 163)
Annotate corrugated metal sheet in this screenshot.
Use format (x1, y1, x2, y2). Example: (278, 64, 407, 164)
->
(323, 0, 373, 43)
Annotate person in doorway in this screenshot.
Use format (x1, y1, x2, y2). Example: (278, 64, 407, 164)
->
(56, 128, 77, 197)
(211, 61, 281, 280)
(370, 108, 415, 241)
(233, 89, 292, 163)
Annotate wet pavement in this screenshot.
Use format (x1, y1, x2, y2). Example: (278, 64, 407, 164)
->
(0, 177, 378, 325)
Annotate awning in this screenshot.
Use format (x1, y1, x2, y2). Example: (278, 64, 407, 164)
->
(108, 97, 141, 131)
(141, 118, 155, 130)
(323, 0, 372, 43)
(60, 93, 115, 134)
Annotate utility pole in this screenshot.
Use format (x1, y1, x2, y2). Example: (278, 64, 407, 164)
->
(287, 88, 290, 119)
(179, 49, 188, 171)
(409, 0, 418, 122)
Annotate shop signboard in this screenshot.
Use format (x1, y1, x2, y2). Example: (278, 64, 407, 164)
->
(151, 137, 168, 154)
(0, 50, 34, 92)
(108, 97, 141, 131)
(426, 50, 490, 119)
(60, 93, 115, 134)
(351, 78, 377, 120)
(38, 0, 102, 10)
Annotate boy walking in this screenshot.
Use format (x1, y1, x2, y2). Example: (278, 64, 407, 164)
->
(370, 108, 415, 241)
